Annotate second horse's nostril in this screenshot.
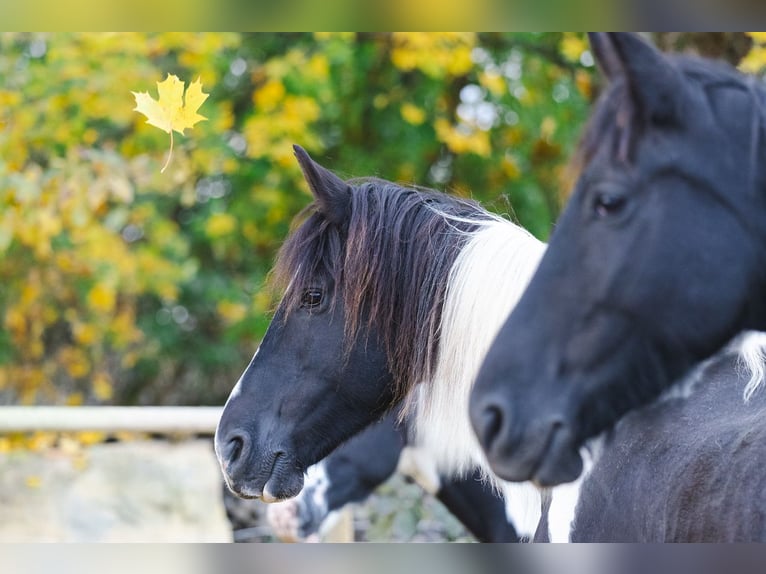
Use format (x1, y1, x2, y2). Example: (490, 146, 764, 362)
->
(480, 404, 504, 451)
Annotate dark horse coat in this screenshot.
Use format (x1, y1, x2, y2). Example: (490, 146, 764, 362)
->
(471, 31, 766, 487)
(573, 351, 766, 542)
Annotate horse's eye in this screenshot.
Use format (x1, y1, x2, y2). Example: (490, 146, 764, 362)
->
(593, 193, 627, 218)
(300, 288, 323, 309)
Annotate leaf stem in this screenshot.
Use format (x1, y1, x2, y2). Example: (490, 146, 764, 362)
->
(161, 131, 174, 173)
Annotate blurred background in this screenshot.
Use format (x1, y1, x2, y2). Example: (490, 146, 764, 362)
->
(0, 32, 763, 542)
(0, 32, 595, 410)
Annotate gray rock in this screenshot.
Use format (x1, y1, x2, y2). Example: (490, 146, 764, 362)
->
(0, 439, 231, 542)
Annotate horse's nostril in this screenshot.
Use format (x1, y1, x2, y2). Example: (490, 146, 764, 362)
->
(479, 404, 505, 451)
(224, 432, 249, 465)
(228, 436, 243, 461)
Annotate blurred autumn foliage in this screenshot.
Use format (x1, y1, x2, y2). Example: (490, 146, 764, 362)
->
(0, 33, 756, 407)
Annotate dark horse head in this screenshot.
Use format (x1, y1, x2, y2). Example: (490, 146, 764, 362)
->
(470, 32, 766, 486)
(215, 145, 487, 501)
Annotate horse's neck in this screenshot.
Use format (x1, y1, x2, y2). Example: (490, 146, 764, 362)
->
(414, 218, 546, 475)
(408, 217, 554, 536)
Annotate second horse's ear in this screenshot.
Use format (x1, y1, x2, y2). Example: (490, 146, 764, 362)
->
(588, 32, 690, 125)
(293, 145, 352, 226)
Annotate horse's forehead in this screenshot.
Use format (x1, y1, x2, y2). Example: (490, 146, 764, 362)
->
(705, 83, 760, 136)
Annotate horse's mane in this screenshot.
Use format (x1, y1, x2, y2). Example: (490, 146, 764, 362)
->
(576, 55, 761, 171)
(271, 177, 496, 401)
(735, 331, 766, 400)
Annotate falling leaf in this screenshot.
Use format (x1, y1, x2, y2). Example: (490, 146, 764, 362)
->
(25, 475, 42, 489)
(132, 74, 209, 173)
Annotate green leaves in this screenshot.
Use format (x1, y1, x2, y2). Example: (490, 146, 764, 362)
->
(0, 32, 598, 407)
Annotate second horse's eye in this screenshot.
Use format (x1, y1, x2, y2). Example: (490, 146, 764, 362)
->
(300, 288, 323, 309)
(593, 192, 627, 218)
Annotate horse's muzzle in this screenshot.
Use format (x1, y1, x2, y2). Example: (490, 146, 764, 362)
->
(215, 427, 305, 501)
(470, 392, 583, 486)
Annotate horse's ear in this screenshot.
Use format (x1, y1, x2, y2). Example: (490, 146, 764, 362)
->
(293, 145, 352, 225)
(588, 33, 624, 79)
(588, 32, 688, 124)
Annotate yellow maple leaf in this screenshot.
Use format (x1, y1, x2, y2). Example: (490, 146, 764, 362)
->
(132, 74, 209, 173)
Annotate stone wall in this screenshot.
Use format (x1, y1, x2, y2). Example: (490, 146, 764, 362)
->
(0, 439, 231, 542)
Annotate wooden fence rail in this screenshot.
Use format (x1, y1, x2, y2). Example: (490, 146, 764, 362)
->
(0, 406, 223, 433)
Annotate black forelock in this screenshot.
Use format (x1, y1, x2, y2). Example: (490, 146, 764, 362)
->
(272, 176, 494, 402)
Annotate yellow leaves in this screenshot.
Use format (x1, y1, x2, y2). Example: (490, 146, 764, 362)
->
(92, 372, 113, 402)
(87, 283, 116, 314)
(307, 54, 330, 81)
(560, 33, 588, 63)
(0, 34, 240, 407)
(5, 308, 27, 340)
(575, 69, 593, 100)
(25, 475, 43, 490)
(72, 322, 97, 346)
(217, 301, 248, 325)
(479, 71, 507, 98)
(540, 116, 558, 140)
(76, 431, 107, 446)
(435, 118, 491, 157)
(741, 34, 766, 74)
(391, 33, 476, 78)
(132, 74, 209, 172)
(110, 309, 143, 348)
(400, 103, 426, 126)
(244, 95, 321, 160)
(254, 80, 286, 111)
(59, 347, 91, 380)
(502, 155, 522, 181)
(204, 212, 237, 238)
(66, 393, 84, 406)
(26, 432, 57, 452)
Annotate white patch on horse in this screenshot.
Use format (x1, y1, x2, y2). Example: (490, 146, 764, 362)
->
(404, 214, 549, 539)
(397, 446, 441, 495)
(734, 331, 766, 400)
(413, 216, 546, 481)
(305, 461, 331, 518)
(500, 481, 543, 541)
(658, 331, 766, 404)
(546, 449, 592, 543)
(226, 347, 260, 405)
(266, 461, 330, 541)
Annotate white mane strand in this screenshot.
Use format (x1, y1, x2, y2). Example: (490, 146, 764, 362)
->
(412, 211, 548, 536)
(735, 331, 766, 401)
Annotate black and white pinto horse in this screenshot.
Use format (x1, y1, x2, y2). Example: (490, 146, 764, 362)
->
(266, 406, 520, 542)
(215, 145, 564, 541)
(470, 32, 766, 486)
(215, 146, 766, 541)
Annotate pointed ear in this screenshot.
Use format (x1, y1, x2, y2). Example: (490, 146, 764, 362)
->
(587, 33, 623, 80)
(293, 145, 352, 225)
(589, 32, 689, 124)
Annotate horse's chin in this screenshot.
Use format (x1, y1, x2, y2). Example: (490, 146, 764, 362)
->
(224, 454, 306, 502)
(487, 425, 584, 487)
(262, 470, 305, 502)
(531, 443, 583, 487)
